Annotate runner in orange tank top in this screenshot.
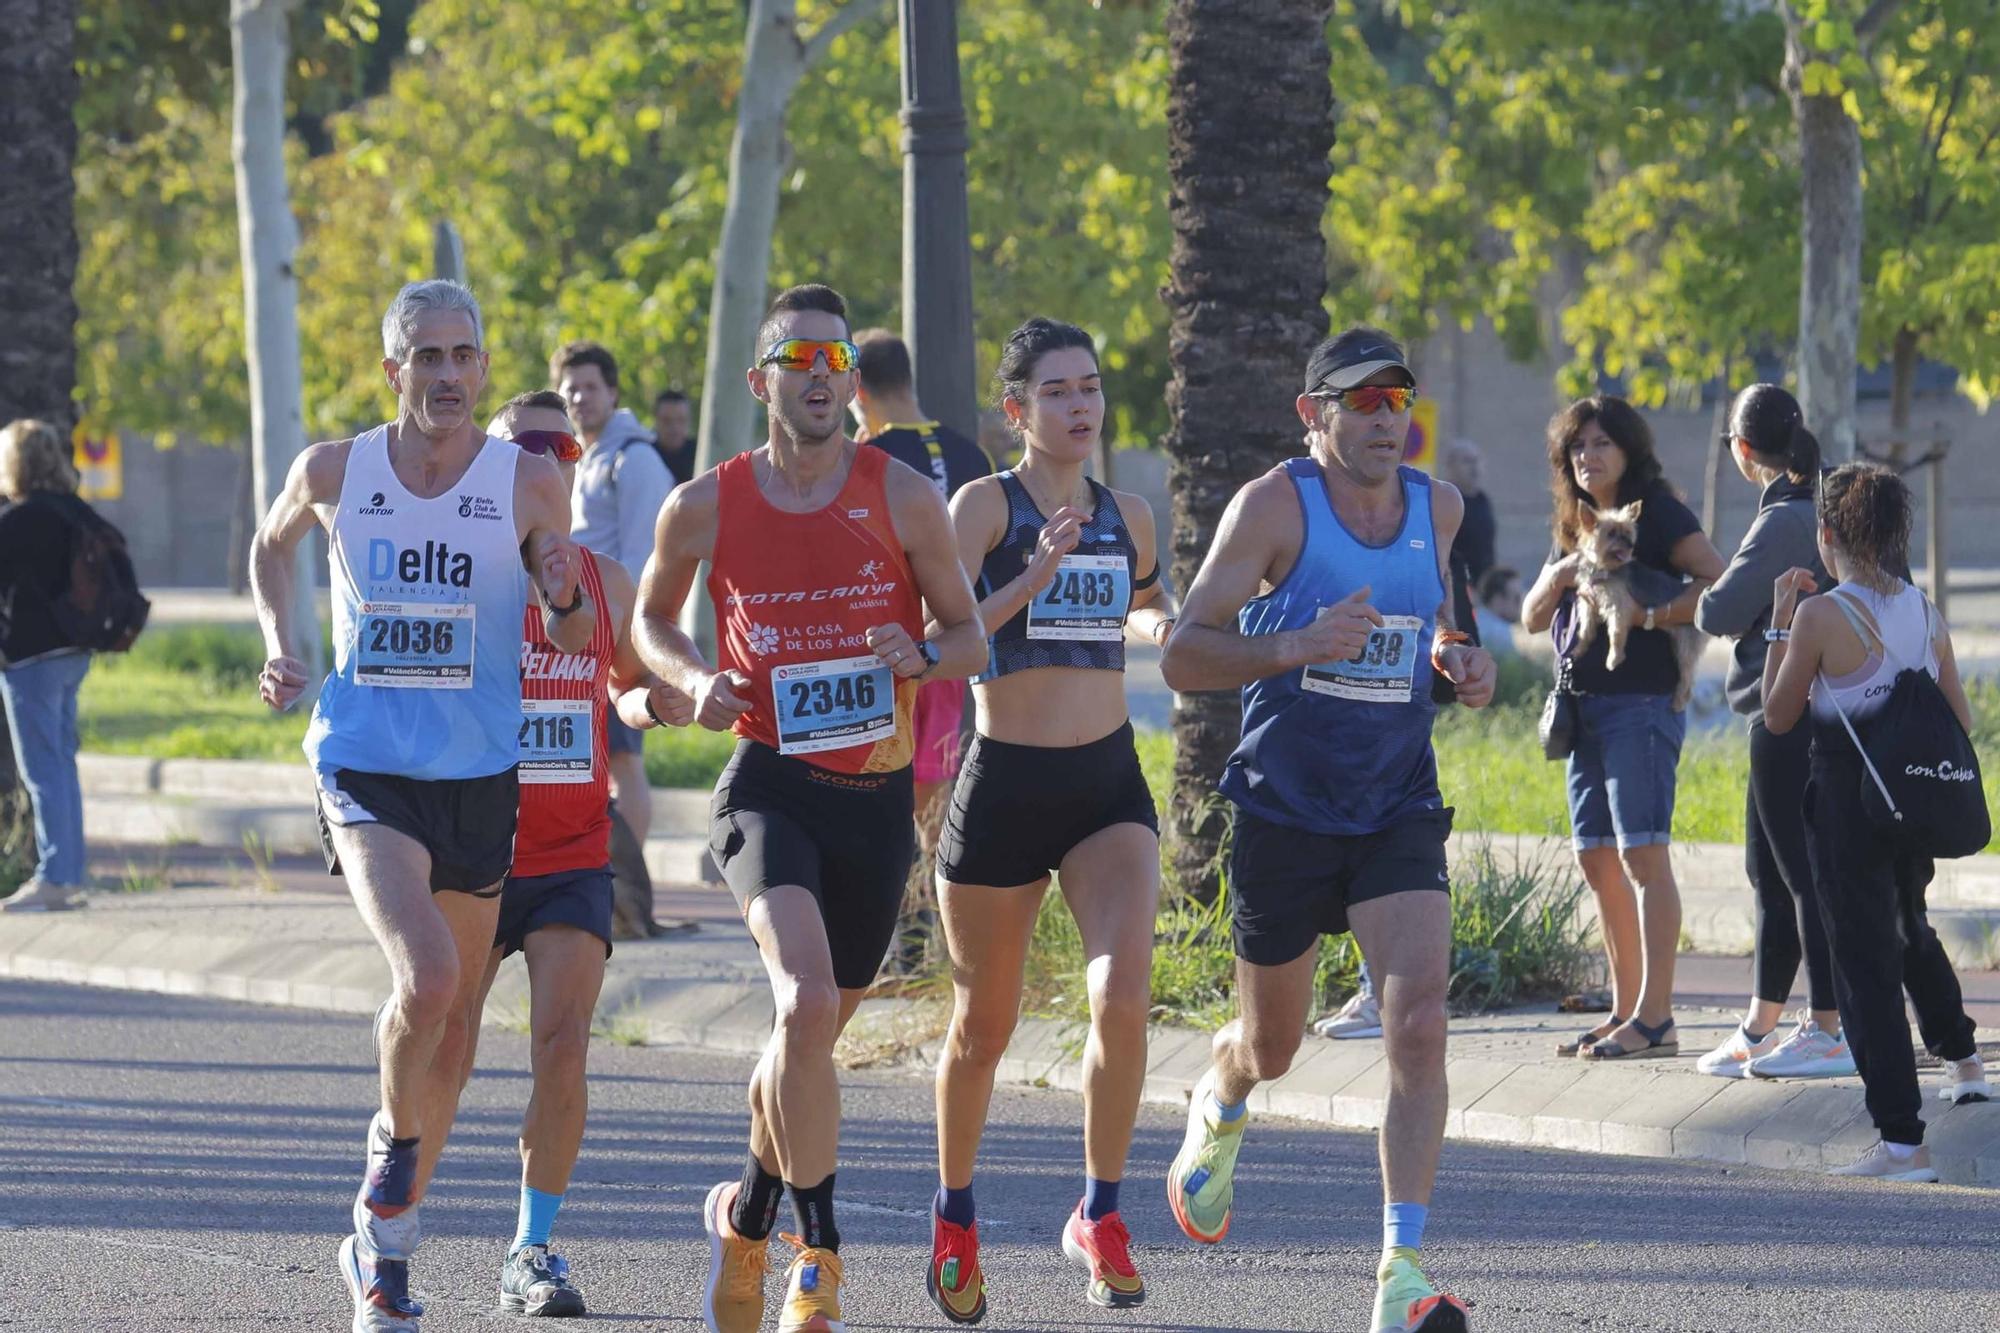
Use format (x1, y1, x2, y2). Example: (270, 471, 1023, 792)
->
(451, 392, 696, 1318)
(633, 285, 984, 1333)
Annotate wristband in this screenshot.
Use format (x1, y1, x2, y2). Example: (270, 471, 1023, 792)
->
(643, 691, 668, 727)
(1764, 627, 1791, 643)
(1153, 616, 1176, 647)
(544, 587, 585, 617)
(1431, 627, 1471, 672)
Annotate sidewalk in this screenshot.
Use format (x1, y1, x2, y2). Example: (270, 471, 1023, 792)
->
(4, 841, 1996, 1188)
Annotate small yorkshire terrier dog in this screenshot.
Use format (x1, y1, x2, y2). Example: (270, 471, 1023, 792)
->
(1569, 500, 1705, 710)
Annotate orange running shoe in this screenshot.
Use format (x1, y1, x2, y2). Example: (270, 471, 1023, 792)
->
(926, 1201, 987, 1324)
(701, 1181, 771, 1333)
(777, 1235, 845, 1333)
(1059, 1202, 1145, 1308)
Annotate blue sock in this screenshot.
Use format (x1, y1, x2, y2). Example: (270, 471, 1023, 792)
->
(1383, 1201, 1428, 1254)
(935, 1183, 975, 1229)
(513, 1185, 563, 1254)
(1209, 1090, 1247, 1123)
(1082, 1176, 1121, 1221)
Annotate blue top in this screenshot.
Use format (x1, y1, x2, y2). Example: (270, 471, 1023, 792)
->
(306, 426, 528, 781)
(975, 472, 1137, 682)
(1219, 460, 1447, 835)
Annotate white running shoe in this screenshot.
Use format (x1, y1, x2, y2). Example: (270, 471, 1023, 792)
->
(1745, 1015, 1857, 1079)
(1695, 1023, 1782, 1079)
(1828, 1139, 1939, 1183)
(1313, 991, 1382, 1040)
(1937, 1054, 1992, 1105)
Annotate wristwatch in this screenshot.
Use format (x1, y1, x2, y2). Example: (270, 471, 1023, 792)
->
(545, 586, 586, 617)
(915, 639, 940, 678)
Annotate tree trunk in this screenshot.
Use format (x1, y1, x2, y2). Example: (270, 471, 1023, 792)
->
(0, 0, 79, 429)
(1886, 324, 1918, 462)
(1782, 7, 1875, 463)
(686, 0, 886, 648)
(232, 0, 322, 682)
(1702, 365, 1730, 536)
(1161, 0, 1334, 901)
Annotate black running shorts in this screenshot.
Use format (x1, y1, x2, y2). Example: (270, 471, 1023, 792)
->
(707, 741, 915, 990)
(936, 721, 1158, 887)
(1228, 805, 1454, 967)
(314, 765, 518, 896)
(496, 864, 614, 959)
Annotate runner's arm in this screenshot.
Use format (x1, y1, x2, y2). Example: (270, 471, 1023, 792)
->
(518, 452, 594, 654)
(249, 440, 344, 711)
(943, 476, 1082, 638)
(1761, 574, 1831, 735)
(1160, 474, 1325, 693)
(1118, 492, 1177, 647)
(633, 477, 724, 694)
(598, 554, 694, 729)
(888, 462, 985, 681)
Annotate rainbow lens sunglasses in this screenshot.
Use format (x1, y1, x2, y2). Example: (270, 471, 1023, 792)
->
(759, 338, 860, 373)
(510, 429, 583, 462)
(1313, 384, 1418, 414)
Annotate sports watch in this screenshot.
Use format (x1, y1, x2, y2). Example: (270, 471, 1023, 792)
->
(916, 639, 940, 678)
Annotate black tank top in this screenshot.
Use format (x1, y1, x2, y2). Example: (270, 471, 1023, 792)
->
(975, 472, 1137, 682)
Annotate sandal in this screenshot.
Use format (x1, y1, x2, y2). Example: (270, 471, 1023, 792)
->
(1554, 1017, 1627, 1057)
(1580, 1016, 1679, 1061)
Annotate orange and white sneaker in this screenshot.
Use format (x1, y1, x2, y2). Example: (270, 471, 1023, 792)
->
(702, 1181, 771, 1333)
(1059, 1203, 1145, 1309)
(1371, 1247, 1469, 1332)
(926, 1202, 987, 1324)
(777, 1236, 845, 1333)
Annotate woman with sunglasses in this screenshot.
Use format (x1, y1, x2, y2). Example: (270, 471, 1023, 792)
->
(1522, 398, 1723, 1061)
(924, 317, 1174, 1320)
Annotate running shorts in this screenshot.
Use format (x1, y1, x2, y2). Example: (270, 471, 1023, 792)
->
(314, 765, 519, 896)
(496, 864, 614, 958)
(1228, 804, 1453, 967)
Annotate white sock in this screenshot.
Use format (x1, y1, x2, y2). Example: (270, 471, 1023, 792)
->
(1882, 1140, 1919, 1161)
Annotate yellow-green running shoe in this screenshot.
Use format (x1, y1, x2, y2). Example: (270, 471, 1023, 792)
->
(1371, 1247, 1468, 1333)
(1166, 1069, 1245, 1244)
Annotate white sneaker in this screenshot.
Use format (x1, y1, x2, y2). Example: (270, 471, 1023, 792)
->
(0, 879, 87, 913)
(1828, 1139, 1939, 1183)
(1695, 1023, 1782, 1079)
(1312, 990, 1382, 1040)
(1937, 1054, 1992, 1105)
(1745, 1015, 1857, 1079)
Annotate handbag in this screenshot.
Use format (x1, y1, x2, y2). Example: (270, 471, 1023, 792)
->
(1539, 596, 1580, 761)
(1819, 589, 1991, 858)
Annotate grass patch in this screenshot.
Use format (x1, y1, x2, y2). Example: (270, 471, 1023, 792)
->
(1, 788, 35, 897)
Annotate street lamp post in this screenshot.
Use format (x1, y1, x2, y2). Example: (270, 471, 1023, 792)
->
(898, 0, 977, 443)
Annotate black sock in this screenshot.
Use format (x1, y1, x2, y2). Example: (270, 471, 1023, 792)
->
(731, 1155, 786, 1241)
(788, 1173, 839, 1252)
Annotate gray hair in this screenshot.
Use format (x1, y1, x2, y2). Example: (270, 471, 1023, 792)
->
(381, 280, 485, 363)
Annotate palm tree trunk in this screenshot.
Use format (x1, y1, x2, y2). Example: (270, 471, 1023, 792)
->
(0, 0, 80, 428)
(1161, 0, 1333, 901)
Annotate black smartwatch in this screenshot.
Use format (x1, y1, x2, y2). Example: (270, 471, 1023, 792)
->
(544, 586, 585, 617)
(915, 639, 940, 678)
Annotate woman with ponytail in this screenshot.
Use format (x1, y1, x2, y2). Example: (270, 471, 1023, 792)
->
(1692, 386, 1852, 1080)
(1762, 463, 1990, 1181)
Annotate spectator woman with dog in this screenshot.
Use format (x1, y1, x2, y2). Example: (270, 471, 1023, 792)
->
(1761, 461, 1990, 1180)
(1522, 397, 1723, 1060)
(1691, 385, 1854, 1081)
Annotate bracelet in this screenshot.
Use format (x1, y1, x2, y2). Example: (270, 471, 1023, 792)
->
(1153, 616, 1176, 647)
(642, 691, 667, 727)
(1764, 627, 1791, 643)
(1430, 627, 1471, 671)
(544, 587, 585, 617)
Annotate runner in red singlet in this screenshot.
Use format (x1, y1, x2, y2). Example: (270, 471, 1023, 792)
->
(455, 391, 694, 1318)
(634, 285, 984, 1333)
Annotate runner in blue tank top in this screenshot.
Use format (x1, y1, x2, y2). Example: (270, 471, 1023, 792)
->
(1159, 328, 1495, 1333)
(250, 281, 592, 1333)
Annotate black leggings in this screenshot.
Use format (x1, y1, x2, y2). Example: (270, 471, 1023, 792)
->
(1746, 720, 1835, 1011)
(1804, 737, 1980, 1145)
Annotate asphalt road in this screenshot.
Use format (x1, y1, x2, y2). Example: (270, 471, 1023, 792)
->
(1, 979, 1993, 1332)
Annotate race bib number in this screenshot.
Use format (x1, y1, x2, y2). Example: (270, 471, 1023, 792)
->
(771, 655, 896, 757)
(518, 697, 593, 784)
(1301, 615, 1424, 703)
(355, 602, 474, 688)
(1027, 553, 1130, 642)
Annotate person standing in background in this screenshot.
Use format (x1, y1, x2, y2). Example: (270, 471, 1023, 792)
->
(652, 388, 698, 486)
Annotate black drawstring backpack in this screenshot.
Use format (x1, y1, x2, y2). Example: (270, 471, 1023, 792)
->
(1819, 588, 1990, 858)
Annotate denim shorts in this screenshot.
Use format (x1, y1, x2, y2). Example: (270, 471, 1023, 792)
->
(1565, 693, 1686, 851)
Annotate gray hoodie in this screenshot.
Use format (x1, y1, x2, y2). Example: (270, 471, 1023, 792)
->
(570, 407, 674, 578)
(1695, 474, 1824, 724)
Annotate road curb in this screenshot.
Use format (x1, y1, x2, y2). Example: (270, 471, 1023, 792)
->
(9, 912, 1993, 1190)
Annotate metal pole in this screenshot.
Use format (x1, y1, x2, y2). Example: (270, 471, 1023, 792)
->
(898, 0, 977, 443)
(432, 219, 465, 284)
(1929, 434, 1948, 623)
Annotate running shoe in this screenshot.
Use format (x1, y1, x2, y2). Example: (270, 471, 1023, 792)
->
(702, 1181, 771, 1333)
(776, 1236, 845, 1333)
(1744, 1014, 1856, 1079)
(1694, 1023, 1781, 1079)
(926, 1201, 987, 1324)
(1371, 1247, 1469, 1333)
(1060, 1203, 1145, 1308)
(1828, 1139, 1939, 1183)
(354, 1114, 422, 1261)
(0, 878, 86, 913)
(499, 1243, 586, 1317)
(1937, 1054, 1992, 1105)
(1313, 990, 1383, 1040)
(339, 1233, 424, 1332)
(1166, 1068, 1246, 1244)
